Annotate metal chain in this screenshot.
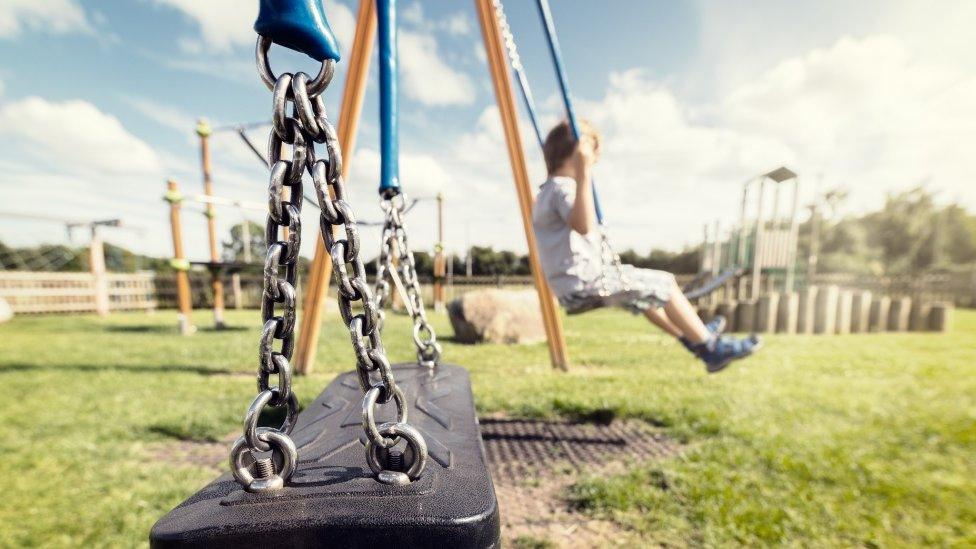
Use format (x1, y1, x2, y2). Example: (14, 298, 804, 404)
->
(229, 37, 427, 492)
(374, 195, 442, 368)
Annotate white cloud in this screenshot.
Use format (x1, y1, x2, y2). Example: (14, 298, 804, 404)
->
(401, 2, 424, 26)
(0, 97, 161, 175)
(719, 35, 976, 211)
(442, 13, 471, 36)
(399, 31, 475, 106)
(123, 96, 197, 134)
(0, 0, 90, 39)
(150, 0, 256, 52)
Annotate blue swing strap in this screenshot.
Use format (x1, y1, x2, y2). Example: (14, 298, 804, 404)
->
(377, 0, 400, 196)
(254, 0, 341, 95)
(254, 0, 342, 62)
(534, 0, 606, 225)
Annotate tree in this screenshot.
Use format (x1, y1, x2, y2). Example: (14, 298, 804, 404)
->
(222, 221, 266, 263)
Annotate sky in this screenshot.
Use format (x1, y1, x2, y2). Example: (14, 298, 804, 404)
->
(1, 0, 975, 263)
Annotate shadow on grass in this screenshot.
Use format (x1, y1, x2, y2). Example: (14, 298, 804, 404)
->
(103, 325, 250, 335)
(103, 325, 176, 334)
(0, 363, 243, 376)
(197, 325, 250, 333)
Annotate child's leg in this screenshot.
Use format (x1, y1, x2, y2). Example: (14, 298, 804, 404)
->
(643, 307, 684, 338)
(663, 280, 711, 344)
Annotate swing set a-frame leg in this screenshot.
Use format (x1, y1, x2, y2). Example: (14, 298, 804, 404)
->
(475, 0, 570, 371)
(294, 0, 570, 373)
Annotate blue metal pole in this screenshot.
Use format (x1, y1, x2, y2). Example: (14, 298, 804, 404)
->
(513, 70, 545, 150)
(534, 0, 605, 224)
(377, 0, 399, 196)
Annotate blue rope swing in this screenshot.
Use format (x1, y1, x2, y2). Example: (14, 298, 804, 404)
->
(503, 0, 606, 225)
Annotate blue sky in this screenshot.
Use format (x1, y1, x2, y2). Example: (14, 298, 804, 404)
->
(1, 0, 975, 263)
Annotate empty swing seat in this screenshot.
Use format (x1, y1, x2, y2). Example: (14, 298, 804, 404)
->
(150, 363, 500, 548)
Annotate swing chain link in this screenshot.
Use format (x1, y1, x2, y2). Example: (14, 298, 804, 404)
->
(231, 38, 427, 491)
(375, 195, 442, 368)
(597, 228, 630, 296)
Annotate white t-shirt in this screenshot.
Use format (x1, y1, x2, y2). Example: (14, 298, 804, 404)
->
(532, 176, 604, 298)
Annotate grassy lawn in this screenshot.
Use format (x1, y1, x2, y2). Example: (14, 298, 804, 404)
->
(1, 307, 974, 547)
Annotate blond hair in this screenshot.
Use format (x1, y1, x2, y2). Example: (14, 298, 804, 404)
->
(543, 119, 600, 175)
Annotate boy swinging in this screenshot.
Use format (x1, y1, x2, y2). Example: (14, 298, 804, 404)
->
(532, 120, 762, 372)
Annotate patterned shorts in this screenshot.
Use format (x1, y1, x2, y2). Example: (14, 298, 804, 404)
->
(559, 265, 676, 315)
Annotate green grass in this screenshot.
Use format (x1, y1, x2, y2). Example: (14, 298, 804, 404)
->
(1, 307, 974, 547)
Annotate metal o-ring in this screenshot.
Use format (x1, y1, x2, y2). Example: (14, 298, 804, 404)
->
(365, 422, 428, 482)
(256, 36, 335, 95)
(230, 428, 297, 493)
(243, 389, 299, 452)
(362, 385, 407, 449)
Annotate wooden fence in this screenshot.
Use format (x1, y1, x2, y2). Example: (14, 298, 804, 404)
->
(0, 271, 156, 314)
(2, 270, 973, 315)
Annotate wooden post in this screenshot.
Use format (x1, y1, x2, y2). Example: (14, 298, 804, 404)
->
(798, 285, 818, 334)
(735, 300, 757, 333)
(433, 192, 446, 312)
(196, 118, 225, 329)
(89, 228, 109, 316)
(784, 177, 801, 293)
(750, 177, 767, 299)
(850, 290, 872, 333)
(814, 284, 839, 334)
(166, 180, 194, 335)
(888, 296, 912, 332)
(710, 220, 721, 307)
(755, 293, 779, 333)
(835, 289, 853, 334)
(293, 0, 377, 375)
(909, 301, 932, 332)
(736, 180, 750, 300)
(776, 292, 799, 334)
(717, 300, 738, 333)
(868, 296, 891, 332)
(928, 303, 952, 332)
(476, 0, 569, 370)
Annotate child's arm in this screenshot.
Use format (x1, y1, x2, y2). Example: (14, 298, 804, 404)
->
(566, 136, 597, 235)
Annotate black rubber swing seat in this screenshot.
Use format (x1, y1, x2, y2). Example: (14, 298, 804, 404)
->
(150, 363, 500, 548)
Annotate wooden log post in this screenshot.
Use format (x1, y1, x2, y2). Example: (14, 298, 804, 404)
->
(231, 273, 243, 310)
(776, 292, 799, 334)
(835, 289, 853, 335)
(89, 229, 110, 317)
(868, 296, 891, 333)
(888, 296, 912, 332)
(909, 301, 932, 332)
(798, 285, 818, 334)
(293, 0, 377, 375)
(717, 300, 738, 333)
(850, 290, 872, 333)
(166, 180, 194, 335)
(196, 118, 226, 329)
(755, 293, 780, 333)
(433, 192, 446, 312)
(477, 0, 569, 370)
(928, 302, 953, 332)
(735, 300, 757, 333)
(750, 178, 767, 300)
(814, 284, 839, 334)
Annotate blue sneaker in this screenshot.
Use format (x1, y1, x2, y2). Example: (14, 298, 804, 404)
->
(679, 315, 726, 352)
(696, 334, 762, 373)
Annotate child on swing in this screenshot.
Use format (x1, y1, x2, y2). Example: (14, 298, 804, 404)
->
(533, 120, 762, 372)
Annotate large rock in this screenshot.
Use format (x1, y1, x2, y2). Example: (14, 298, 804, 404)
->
(447, 289, 546, 344)
(0, 298, 12, 323)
